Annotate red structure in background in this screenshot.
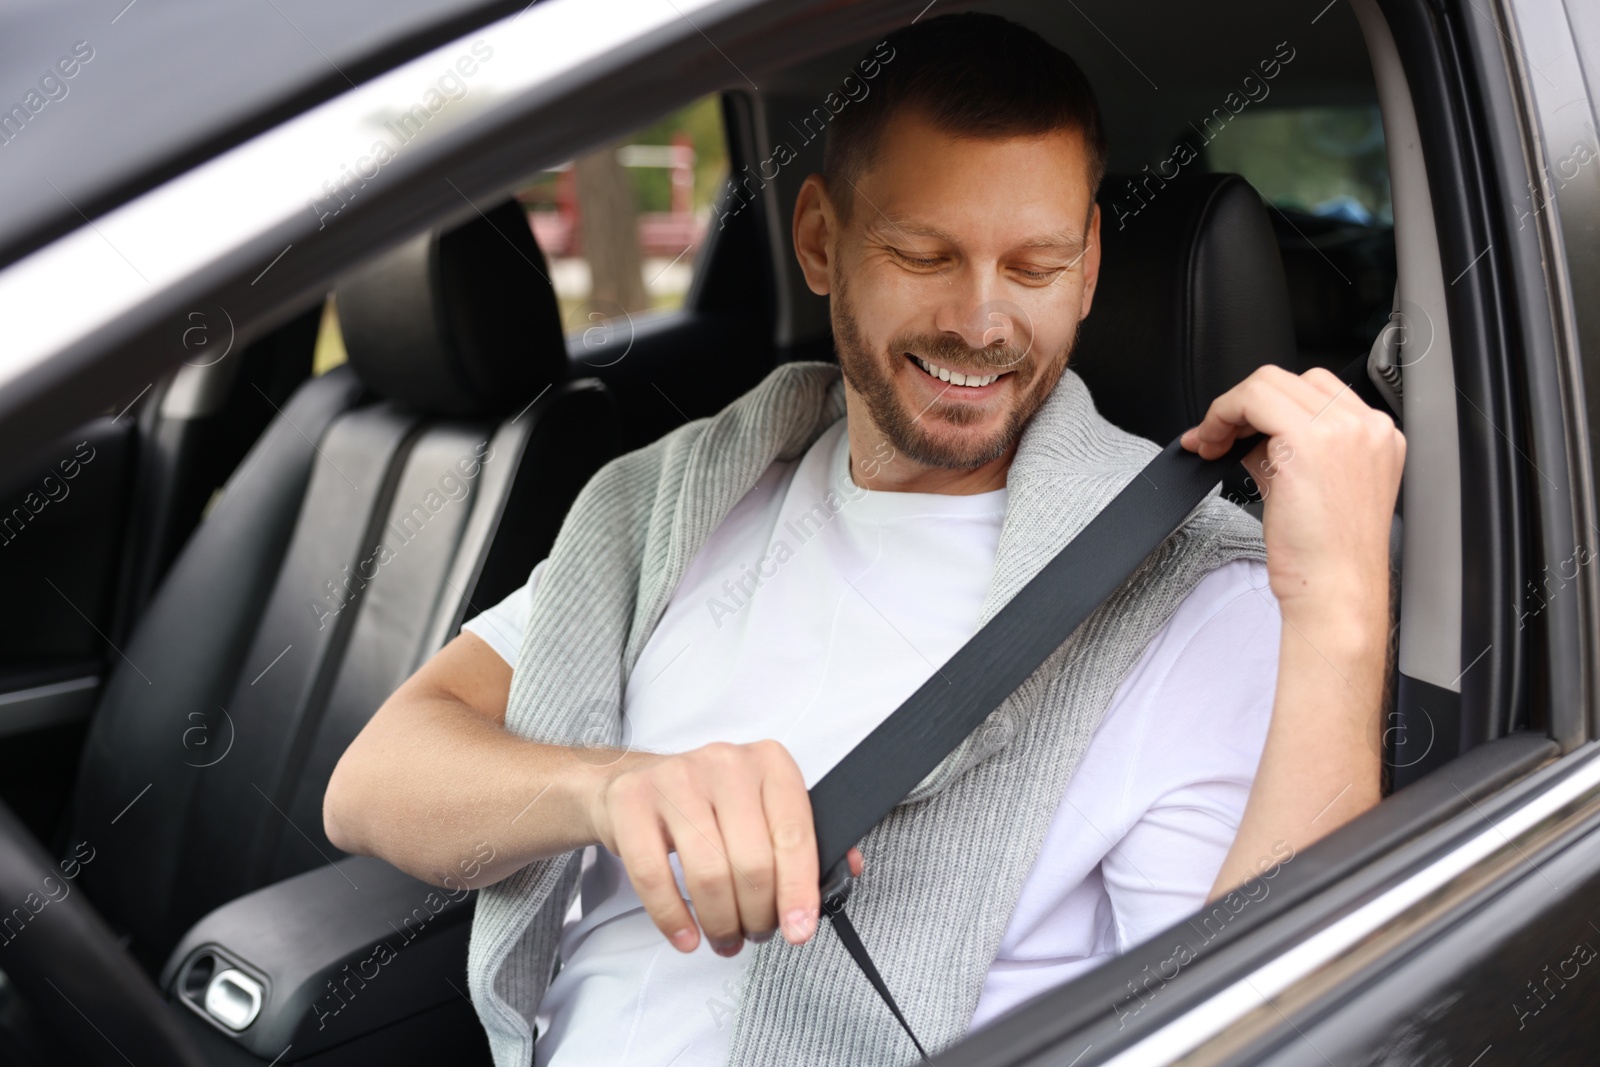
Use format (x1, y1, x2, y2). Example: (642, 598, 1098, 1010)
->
(522, 132, 706, 260)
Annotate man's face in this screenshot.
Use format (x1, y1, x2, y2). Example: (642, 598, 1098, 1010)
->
(794, 108, 1101, 474)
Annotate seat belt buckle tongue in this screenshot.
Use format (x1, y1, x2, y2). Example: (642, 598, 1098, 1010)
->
(820, 857, 854, 913)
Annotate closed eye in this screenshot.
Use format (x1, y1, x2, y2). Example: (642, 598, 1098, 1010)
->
(887, 247, 946, 270)
(1015, 244, 1091, 284)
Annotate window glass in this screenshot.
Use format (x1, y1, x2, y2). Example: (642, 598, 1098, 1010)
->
(515, 94, 729, 335)
(313, 296, 347, 375)
(310, 95, 729, 372)
(1205, 105, 1391, 225)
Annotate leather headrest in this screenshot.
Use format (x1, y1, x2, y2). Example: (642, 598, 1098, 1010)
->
(1071, 172, 1297, 445)
(335, 199, 566, 417)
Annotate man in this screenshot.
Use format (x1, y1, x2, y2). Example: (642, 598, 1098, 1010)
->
(323, 12, 1404, 1067)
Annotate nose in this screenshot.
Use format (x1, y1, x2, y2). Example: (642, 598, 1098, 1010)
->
(930, 267, 1027, 357)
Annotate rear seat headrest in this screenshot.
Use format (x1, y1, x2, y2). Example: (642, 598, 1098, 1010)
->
(335, 198, 566, 417)
(1070, 172, 1298, 445)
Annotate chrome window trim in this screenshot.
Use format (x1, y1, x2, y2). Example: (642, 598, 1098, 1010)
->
(1095, 741, 1600, 1066)
(0, 0, 725, 396)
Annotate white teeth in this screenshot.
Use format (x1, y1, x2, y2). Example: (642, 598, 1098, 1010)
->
(913, 356, 999, 388)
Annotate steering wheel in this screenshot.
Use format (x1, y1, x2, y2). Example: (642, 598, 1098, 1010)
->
(0, 799, 208, 1067)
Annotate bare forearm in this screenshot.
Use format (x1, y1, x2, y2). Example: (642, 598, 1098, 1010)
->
(324, 693, 624, 889)
(1206, 595, 1388, 901)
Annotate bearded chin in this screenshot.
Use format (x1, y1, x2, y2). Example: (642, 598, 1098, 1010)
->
(829, 277, 1073, 471)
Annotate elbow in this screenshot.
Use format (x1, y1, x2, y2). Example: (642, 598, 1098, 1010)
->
(322, 755, 364, 854)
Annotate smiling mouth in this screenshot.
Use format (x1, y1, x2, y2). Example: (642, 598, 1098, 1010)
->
(906, 353, 1009, 388)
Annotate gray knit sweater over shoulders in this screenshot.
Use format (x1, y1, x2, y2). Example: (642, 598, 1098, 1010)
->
(466, 360, 1267, 1066)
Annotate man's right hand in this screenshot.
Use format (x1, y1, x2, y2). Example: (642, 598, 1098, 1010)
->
(325, 632, 862, 958)
(588, 739, 862, 957)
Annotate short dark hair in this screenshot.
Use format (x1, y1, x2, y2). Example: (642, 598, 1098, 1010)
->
(822, 12, 1108, 226)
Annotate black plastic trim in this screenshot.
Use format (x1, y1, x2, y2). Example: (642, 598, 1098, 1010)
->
(159, 854, 478, 1062)
(1455, 0, 1594, 752)
(1389, 671, 1464, 790)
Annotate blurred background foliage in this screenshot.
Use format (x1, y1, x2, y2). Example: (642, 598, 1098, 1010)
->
(1205, 105, 1392, 225)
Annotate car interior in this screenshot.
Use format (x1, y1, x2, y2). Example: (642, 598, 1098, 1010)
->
(0, 0, 1568, 1064)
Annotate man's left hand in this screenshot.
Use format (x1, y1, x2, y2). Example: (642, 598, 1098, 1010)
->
(1180, 364, 1405, 624)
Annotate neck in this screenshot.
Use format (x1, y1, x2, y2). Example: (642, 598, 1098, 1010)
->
(842, 388, 1013, 494)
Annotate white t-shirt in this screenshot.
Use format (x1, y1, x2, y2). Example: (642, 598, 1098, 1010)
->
(462, 417, 1281, 1066)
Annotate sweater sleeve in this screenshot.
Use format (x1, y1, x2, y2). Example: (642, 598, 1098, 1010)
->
(459, 559, 547, 667)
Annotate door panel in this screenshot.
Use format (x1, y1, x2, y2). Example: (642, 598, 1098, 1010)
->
(0, 416, 134, 672)
(0, 414, 136, 841)
(1233, 810, 1600, 1066)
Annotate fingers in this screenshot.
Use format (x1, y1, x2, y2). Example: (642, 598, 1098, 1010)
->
(1174, 362, 1405, 620)
(706, 746, 779, 944)
(1182, 365, 1328, 459)
(1182, 365, 1400, 462)
(660, 782, 744, 956)
(607, 778, 700, 953)
(601, 740, 828, 957)
(1300, 365, 1346, 399)
(753, 741, 821, 945)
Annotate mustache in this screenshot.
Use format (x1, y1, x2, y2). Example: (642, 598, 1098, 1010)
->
(891, 330, 1033, 372)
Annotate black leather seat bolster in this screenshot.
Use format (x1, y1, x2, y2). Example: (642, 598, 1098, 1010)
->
(267, 418, 500, 883)
(457, 379, 622, 629)
(267, 378, 623, 885)
(169, 404, 429, 929)
(67, 366, 366, 970)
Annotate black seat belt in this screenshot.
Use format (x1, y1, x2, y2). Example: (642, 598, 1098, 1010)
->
(808, 358, 1389, 1061)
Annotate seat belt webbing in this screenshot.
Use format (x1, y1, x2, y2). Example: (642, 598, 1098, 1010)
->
(825, 901, 935, 1063)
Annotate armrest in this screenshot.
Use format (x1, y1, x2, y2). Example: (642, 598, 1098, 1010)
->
(159, 855, 476, 1061)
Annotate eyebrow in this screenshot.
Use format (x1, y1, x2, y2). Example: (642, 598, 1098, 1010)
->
(868, 218, 1088, 257)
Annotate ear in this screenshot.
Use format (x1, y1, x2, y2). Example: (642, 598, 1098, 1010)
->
(792, 173, 836, 296)
(1078, 203, 1103, 321)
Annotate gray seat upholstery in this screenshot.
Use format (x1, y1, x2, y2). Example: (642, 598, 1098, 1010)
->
(63, 199, 619, 973)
